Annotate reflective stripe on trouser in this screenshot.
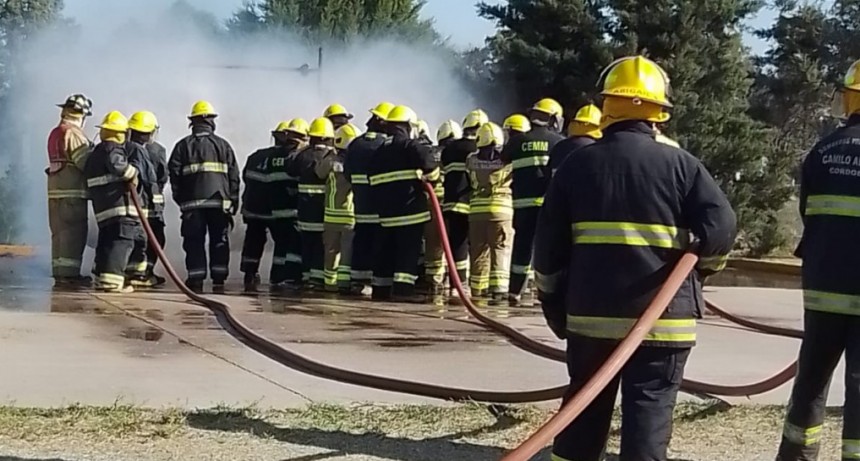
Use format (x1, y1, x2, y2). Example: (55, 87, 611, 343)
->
(777, 310, 860, 461)
(469, 218, 513, 294)
(510, 207, 539, 296)
(351, 222, 377, 284)
(48, 198, 88, 277)
(553, 336, 690, 461)
(566, 316, 696, 344)
(271, 219, 302, 284)
(144, 218, 166, 275)
(94, 220, 139, 288)
(180, 209, 230, 283)
(571, 221, 690, 249)
(373, 223, 424, 297)
(805, 290, 860, 316)
(301, 231, 325, 284)
(424, 214, 445, 285)
(444, 211, 470, 283)
(125, 231, 149, 277)
(240, 219, 270, 276)
(324, 226, 353, 288)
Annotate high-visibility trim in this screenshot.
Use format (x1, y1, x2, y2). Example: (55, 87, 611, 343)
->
(697, 254, 728, 272)
(48, 190, 88, 199)
(122, 166, 138, 180)
(804, 290, 860, 316)
(181, 162, 228, 175)
(572, 221, 690, 249)
(180, 199, 232, 211)
(242, 211, 273, 220)
(351, 174, 369, 185)
(139, 208, 150, 219)
(512, 155, 550, 170)
(69, 146, 89, 164)
(324, 216, 356, 225)
(513, 197, 544, 209)
(351, 270, 373, 280)
(380, 211, 430, 227)
(126, 260, 147, 273)
(782, 422, 822, 446)
(95, 205, 138, 223)
(52, 258, 82, 268)
(266, 172, 295, 182)
(152, 194, 165, 204)
(536, 270, 563, 294)
(188, 269, 207, 277)
(309, 269, 325, 280)
(298, 184, 326, 194)
(511, 264, 532, 275)
(87, 174, 124, 188)
(806, 194, 860, 218)
(244, 171, 268, 182)
(337, 266, 351, 280)
(298, 221, 324, 232)
(325, 208, 355, 217)
(243, 257, 261, 265)
(211, 265, 228, 275)
(470, 276, 490, 291)
(99, 272, 125, 286)
(550, 454, 573, 461)
(455, 259, 469, 270)
(355, 214, 379, 224)
(566, 316, 696, 342)
(424, 167, 441, 182)
(271, 256, 286, 266)
(443, 202, 471, 214)
(369, 169, 422, 186)
(372, 276, 393, 287)
(271, 209, 298, 219)
(470, 196, 513, 215)
(285, 253, 302, 263)
(443, 162, 467, 173)
(394, 272, 418, 284)
(843, 439, 860, 459)
(324, 269, 338, 286)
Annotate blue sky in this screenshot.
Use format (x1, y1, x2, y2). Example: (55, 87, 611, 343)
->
(63, 0, 783, 54)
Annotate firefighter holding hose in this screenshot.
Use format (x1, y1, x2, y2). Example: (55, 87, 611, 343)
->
(533, 55, 736, 461)
(775, 58, 860, 461)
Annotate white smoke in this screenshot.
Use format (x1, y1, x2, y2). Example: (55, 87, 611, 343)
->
(11, 1, 477, 279)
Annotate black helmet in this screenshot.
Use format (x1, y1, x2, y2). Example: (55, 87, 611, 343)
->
(57, 94, 93, 116)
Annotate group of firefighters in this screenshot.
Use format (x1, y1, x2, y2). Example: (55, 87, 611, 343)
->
(42, 54, 860, 461)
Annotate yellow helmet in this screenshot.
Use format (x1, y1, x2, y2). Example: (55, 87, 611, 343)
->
(437, 120, 463, 142)
(308, 117, 335, 138)
(573, 104, 602, 126)
(476, 122, 504, 148)
(128, 111, 159, 133)
(462, 109, 489, 130)
(335, 123, 361, 150)
(599, 55, 672, 107)
(503, 114, 531, 133)
(189, 100, 217, 118)
(416, 119, 430, 137)
(386, 105, 418, 124)
(531, 98, 563, 117)
(369, 101, 395, 119)
(324, 103, 353, 119)
(842, 59, 860, 116)
(96, 110, 129, 132)
(284, 118, 310, 136)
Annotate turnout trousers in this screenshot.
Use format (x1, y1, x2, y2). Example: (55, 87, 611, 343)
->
(777, 310, 860, 461)
(144, 217, 166, 276)
(351, 222, 377, 287)
(553, 336, 690, 461)
(468, 218, 513, 296)
(372, 223, 424, 298)
(240, 218, 271, 279)
(301, 230, 325, 285)
(424, 213, 446, 286)
(48, 198, 88, 278)
(443, 211, 469, 283)
(180, 208, 231, 284)
(510, 206, 539, 296)
(95, 219, 143, 288)
(241, 218, 303, 284)
(323, 224, 353, 290)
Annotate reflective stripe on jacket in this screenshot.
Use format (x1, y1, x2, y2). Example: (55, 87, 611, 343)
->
(466, 149, 513, 221)
(168, 125, 240, 212)
(502, 126, 564, 210)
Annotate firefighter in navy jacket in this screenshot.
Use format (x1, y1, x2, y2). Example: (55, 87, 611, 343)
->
(534, 56, 736, 461)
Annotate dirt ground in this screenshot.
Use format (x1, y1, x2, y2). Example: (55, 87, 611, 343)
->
(0, 402, 844, 461)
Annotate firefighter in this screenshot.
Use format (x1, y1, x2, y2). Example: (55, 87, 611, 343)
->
(549, 103, 603, 176)
(323, 104, 354, 130)
(133, 111, 169, 286)
(534, 55, 736, 461)
(441, 110, 486, 289)
(504, 97, 566, 306)
(238, 122, 280, 292)
(168, 101, 240, 293)
(124, 111, 160, 288)
(266, 118, 310, 291)
(289, 117, 336, 289)
(46, 94, 93, 287)
(417, 119, 446, 294)
(344, 102, 393, 294)
(368, 105, 438, 302)
(318, 122, 360, 293)
(775, 58, 860, 461)
(466, 122, 513, 305)
(502, 114, 531, 143)
(84, 111, 142, 293)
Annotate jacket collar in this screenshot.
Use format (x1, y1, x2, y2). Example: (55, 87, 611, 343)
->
(602, 120, 655, 137)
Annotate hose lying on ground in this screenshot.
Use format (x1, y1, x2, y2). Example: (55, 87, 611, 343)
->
(422, 183, 800, 397)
